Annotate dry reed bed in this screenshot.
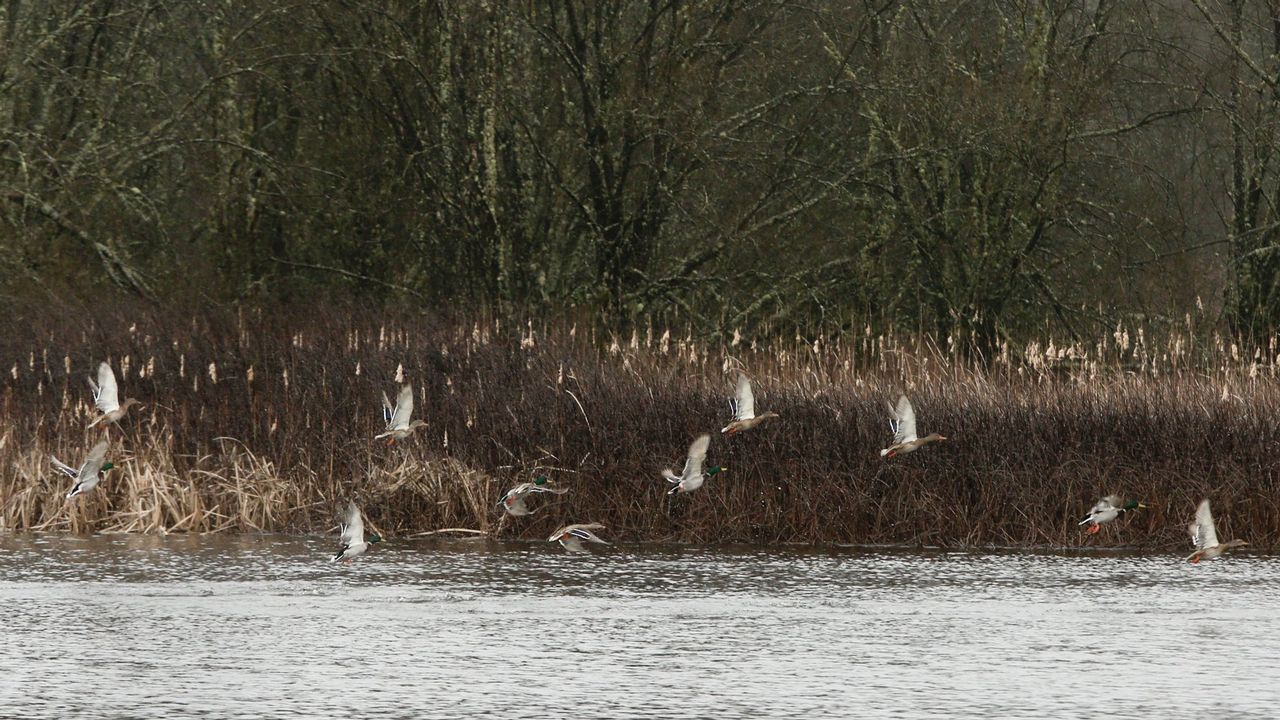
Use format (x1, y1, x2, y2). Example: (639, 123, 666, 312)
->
(2, 305, 1279, 548)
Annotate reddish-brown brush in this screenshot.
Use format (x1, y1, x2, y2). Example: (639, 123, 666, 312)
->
(2, 304, 1277, 548)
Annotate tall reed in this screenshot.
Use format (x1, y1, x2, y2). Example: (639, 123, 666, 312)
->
(2, 303, 1278, 548)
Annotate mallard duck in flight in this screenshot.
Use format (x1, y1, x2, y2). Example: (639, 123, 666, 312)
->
(548, 523, 609, 553)
(720, 373, 779, 436)
(880, 394, 946, 458)
(53, 439, 114, 499)
(662, 434, 725, 495)
(332, 500, 381, 562)
(1079, 495, 1146, 534)
(375, 383, 426, 445)
(87, 362, 142, 429)
(498, 476, 569, 516)
(1186, 499, 1248, 563)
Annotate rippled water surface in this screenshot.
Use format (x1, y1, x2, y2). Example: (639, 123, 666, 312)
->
(0, 535, 1277, 718)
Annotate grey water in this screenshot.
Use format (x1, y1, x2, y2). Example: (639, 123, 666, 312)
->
(0, 535, 1276, 719)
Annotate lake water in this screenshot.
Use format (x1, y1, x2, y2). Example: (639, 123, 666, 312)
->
(0, 535, 1275, 718)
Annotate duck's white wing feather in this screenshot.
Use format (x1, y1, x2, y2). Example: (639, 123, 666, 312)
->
(733, 374, 755, 421)
(86, 439, 108, 464)
(93, 362, 120, 413)
(550, 523, 603, 542)
(389, 384, 414, 430)
(569, 527, 609, 544)
(71, 440, 109, 487)
(561, 523, 608, 545)
(381, 391, 395, 424)
(1190, 499, 1218, 550)
(681, 434, 711, 480)
(501, 483, 531, 503)
(1085, 496, 1124, 516)
(79, 440, 109, 477)
(51, 456, 79, 479)
(1079, 498, 1110, 524)
(890, 394, 918, 444)
(340, 501, 364, 546)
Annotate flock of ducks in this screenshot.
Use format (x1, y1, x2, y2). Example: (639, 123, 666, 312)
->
(54, 364, 1250, 564)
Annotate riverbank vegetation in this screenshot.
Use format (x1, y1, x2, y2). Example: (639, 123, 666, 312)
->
(2, 305, 1277, 549)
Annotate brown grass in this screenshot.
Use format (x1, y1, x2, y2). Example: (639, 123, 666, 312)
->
(2, 303, 1278, 548)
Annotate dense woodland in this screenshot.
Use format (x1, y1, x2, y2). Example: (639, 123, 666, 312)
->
(5, 1, 1280, 348)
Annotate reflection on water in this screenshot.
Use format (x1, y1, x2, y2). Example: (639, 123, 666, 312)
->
(0, 535, 1277, 718)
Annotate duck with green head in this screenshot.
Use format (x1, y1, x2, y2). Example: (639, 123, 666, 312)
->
(498, 475, 569, 517)
(662, 434, 726, 495)
(53, 439, 115, 499)
(1079, 495, 1147, 534)
(333, 501, 381, 562)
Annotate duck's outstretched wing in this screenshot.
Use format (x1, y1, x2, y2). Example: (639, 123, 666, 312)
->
(388, 383, 414, 430)
(680, 434, 711, 480)
(732, 373, 755, 421)
(889, 394, 917, 444)
(381, 390, 395, 424)
(92, 362, 120, 413)
(51, 455, 79, 479)
(567, 523, 609, 545)
(1189, 499, 1218, 550)
(1079, 497, 1111, 524)
(78, 440, 109, 478)
(339, 501, 364, 546)
(499, 483, 529, 505)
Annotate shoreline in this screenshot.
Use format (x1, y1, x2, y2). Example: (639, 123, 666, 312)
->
(0, 529, 1253, 558)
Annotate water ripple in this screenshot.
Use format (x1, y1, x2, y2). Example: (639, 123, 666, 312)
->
(0, 535, 1277, 718)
